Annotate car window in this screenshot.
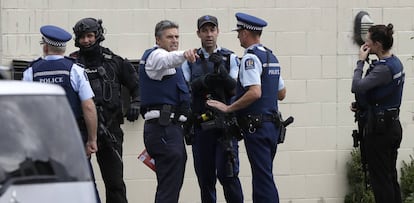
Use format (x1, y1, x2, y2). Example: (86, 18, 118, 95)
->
(0, 95, 91, 188)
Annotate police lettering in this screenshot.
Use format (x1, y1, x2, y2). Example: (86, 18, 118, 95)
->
(268, 69, 280, 75)
(39, 77, 64, 83)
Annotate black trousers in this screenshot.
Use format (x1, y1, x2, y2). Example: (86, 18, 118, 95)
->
(143, 121, 187, 203)
(192, 127, 243, 203)
(364, 119, 402, 203)
(96, 124, 127, 203)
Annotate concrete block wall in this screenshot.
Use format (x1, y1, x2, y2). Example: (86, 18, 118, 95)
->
(2, 0, 414, 202)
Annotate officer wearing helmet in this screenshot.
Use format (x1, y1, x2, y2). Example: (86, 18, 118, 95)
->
(70, 18, 140, 203)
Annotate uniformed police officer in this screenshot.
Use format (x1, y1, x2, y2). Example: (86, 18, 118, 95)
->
(70, 18, 140, 203)
(23, 25, 98, 157)
(139, 20, 197, 203)
(22, 25, 100, 202)
(351, 23, 404, 203)
(207, 13, 287, 203)
(181, 15, 243, 203)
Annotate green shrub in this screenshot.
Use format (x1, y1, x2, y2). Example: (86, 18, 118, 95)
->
(344, 148, 375, 203)
(401, 155, 414, 203)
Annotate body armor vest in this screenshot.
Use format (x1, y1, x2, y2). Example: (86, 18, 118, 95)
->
(366, 55, 404, 112)
(236, 45, 280, 116)
(31, 57, 82, 119)
(77, 49, 122, 110)
(139, 47, 190, 109)
(189, 48, 233, 113)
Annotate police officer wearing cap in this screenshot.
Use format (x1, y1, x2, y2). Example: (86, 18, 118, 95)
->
(70, 18, 140, 203)
(23, 25, 100, 202)
(207, 12, 286, 203)
(139, 20, 197, 203)
(181, 15, 244, 203)
(351, 24, 404, 203)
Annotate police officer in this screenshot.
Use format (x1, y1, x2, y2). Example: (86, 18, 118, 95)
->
(139, 20, 197, 203)
(181, 15, 243, 203)
(70, 18, 140, 203)
(22, 25, 100, 202)
(351, 23, 404, 203)
(23, 25, 98, 157)
(207, 13, 286, 203)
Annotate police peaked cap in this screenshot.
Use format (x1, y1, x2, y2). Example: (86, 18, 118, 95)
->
(40, 25, 72, 47)
(233, 12, 268, 31)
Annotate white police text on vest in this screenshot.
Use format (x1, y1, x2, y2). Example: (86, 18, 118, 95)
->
(39, 77, 64, 83)
(268, 69, 280, 75)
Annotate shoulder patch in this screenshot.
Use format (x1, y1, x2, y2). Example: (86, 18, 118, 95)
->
(244, 58, 255, 70)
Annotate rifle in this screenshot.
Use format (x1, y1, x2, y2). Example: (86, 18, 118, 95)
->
(199, 107, 242, 178)
(201, 54, 241, 177)
(351, 100, 369, 189)
(96, 106, 123, 162)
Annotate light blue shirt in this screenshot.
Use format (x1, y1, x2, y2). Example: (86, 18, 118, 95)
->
(181, 46, 239, 82)
(22, 55, 94, 101)
(239, 44, 284, 90)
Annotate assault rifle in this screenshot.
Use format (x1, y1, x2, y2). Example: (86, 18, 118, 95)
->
(351, 100, 369, 189)
(199, 107, 242, 178)
(97, 106, 122, 162)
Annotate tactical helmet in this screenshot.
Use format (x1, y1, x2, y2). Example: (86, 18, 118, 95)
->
(73, 18, 105, 47)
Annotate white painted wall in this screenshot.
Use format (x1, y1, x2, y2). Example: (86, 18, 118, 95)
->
(2, 0, 414, 202)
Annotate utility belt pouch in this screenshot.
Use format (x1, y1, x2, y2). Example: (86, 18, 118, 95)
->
(375, 111, 386, 133)
(159, 105, 172, 126)
(377, 109, 400, 131)
(201, 115, 225, 130)
(200, 120, 216, 130)
(90, 78, 104, 104)
(238, 115, 262, 132)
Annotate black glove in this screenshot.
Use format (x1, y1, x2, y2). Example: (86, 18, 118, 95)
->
(126, 101, 140, 122)
(209, 53, 223, 65)
(217, 64, 229, 78)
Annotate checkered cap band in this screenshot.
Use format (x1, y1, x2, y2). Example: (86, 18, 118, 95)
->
(237, 21, 263, 31)
(42, 36, 67, 47)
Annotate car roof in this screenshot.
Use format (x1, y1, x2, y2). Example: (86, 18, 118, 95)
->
(0, 80, 65, 95)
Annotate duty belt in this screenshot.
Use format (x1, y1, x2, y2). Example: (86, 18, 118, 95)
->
(237, 113, 280, 133)
(144, 104, 187, 126)
(375, 108, 399, 120)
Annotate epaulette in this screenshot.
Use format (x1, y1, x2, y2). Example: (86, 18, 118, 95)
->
(103, 52, 113, 60)
(102, 47, 114, 60)
(29, 57, 43, 66)
(64, 56, 76, 62)
(219, 47, 234, 55)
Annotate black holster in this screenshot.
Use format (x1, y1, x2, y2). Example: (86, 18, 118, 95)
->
(158, 105, 173, 126)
